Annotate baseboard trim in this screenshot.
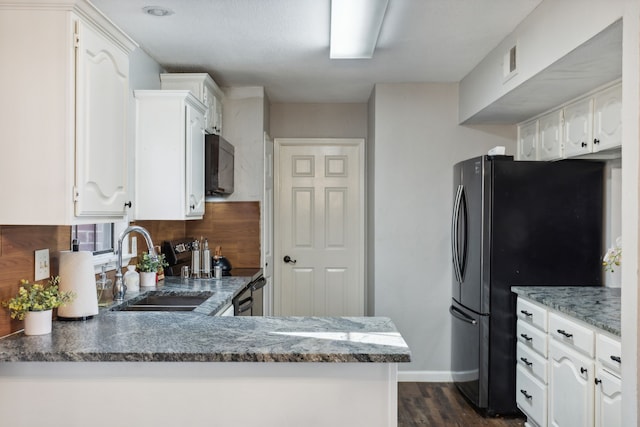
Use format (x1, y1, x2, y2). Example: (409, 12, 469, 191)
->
(397, 370, 453, 382)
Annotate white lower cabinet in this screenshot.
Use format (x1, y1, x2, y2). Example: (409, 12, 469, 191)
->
(595, 367, 621, 427)
(549, 340, 594, 427)
(515, 296, 621, 427)
(517, 364, 547, 427)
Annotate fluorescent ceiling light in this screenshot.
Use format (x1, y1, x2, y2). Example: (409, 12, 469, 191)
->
(330, 0, 389, 59)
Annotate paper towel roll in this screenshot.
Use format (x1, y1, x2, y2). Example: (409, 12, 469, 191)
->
(58, 251, 99, 319)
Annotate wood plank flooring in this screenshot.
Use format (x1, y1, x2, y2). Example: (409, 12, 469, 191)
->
(398, 383, 526, 427)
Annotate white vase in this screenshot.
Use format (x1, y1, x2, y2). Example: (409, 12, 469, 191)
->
(24, 309, 52, 336)
(140, 271, 157, 288)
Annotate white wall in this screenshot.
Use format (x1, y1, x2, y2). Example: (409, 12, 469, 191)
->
(459, 0, 625, 123)
(369, 83, 515, 379)
(270, 103, 367, 138)
(217, 87, 268, 202)
(619, 1, 640, 425)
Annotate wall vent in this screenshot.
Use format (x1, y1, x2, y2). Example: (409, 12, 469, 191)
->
(503, 43, 518, 82)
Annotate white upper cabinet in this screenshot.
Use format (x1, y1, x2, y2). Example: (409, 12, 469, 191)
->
(0, 0, 136, 224)
(134, 90, 207, 220)
(160, 73, 224, 135)
(516, 82, 621, 162)
(517, 120, 538, 161)
(74, 19, 130, 217)
(592, 84, 622, 152)
(538, 110, 563, 161)
(563, 97, 594, 158)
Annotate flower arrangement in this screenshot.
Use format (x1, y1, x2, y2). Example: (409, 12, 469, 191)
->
(136, 252, 168, 273)
(602, 236, 622, 273)
(1, 276, 74, 320)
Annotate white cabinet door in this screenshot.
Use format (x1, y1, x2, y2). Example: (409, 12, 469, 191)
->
(594, 368, 621, 427)
(134, 90, 206, 220)
(74, 20, 130, 217)
(0, 3, 134, 225)
(592, 84, 622, 152)
(517, 120, 538, 161)
(161, 73, 223, 135)
(549, 340, 594, 427)
(563, 98, 593, 158)
(186, 104, 206, 217)
(538, 111, 563, 161)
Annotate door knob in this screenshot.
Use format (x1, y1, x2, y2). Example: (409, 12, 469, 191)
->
(283, 255, 297, 264)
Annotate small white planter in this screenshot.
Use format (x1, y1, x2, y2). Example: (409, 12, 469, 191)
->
(24, 309, 52, 336)
(140, 272, 157, 288)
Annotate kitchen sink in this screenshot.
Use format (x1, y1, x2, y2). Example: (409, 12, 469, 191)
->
(111, 292, 214, 312)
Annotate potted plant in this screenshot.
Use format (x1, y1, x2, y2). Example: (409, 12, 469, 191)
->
(136, 252, 168, 287)
(1, 276, 74, 335)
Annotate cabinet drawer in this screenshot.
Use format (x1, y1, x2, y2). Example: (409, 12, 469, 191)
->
(518, 319, 548, 357)
(517, 342, 548, 384)
(516, 365, 547, 427)
(597, 333, 621, 375)
(549, 312, 594, 357)
(517, 298, 548, 332)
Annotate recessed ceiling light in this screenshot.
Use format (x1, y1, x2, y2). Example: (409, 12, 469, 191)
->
(142, 6, 174, 17)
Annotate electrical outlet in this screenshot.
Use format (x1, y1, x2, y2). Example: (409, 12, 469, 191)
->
(35, 249, 50, 281)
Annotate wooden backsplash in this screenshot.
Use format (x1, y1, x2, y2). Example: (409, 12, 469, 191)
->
(136, 202, 260, 268)
(0, 201, 261, 337)
(0, 225, 71, 336)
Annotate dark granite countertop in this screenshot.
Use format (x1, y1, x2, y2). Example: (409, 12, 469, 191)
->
(0, 274, 410, 363)
(511, 286, 621, 336)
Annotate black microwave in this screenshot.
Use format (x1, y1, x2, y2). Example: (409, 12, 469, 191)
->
(205, 134, 234, 195)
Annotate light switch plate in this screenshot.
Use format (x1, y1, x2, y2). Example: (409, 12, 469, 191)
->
(35, 249, 50, 281)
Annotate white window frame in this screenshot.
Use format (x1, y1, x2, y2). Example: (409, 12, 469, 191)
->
(72, 219, 134, 273)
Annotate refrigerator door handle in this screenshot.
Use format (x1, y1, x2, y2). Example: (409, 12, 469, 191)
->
(449, 305, 477, 325)
(451, 185, 463, 283)
(458, 186, 468, 279)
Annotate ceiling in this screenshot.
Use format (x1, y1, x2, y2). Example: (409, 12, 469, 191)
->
(92, 0, 543, 103)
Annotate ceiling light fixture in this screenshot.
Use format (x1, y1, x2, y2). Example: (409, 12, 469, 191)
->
(330, 0, 389, 59)
(142, 6, 174, 17)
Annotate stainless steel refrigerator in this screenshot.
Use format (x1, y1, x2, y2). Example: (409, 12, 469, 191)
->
(449, 155, 603, 415)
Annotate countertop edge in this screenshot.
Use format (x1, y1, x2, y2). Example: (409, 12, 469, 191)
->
(512, 286, 621, 337)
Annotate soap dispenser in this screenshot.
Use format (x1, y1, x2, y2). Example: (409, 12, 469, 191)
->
(123, 265, 140, 293)
(95, 265, 113, 307)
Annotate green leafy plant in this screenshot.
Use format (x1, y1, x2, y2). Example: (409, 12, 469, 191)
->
(1, 276, 74, 320)
(136, 252, 168, 273)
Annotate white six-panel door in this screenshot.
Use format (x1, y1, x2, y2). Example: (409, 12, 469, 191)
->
(274, 139, 364, 316)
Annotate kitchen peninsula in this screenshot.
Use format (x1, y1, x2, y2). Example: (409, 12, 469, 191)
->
(0, 274, 410, 427)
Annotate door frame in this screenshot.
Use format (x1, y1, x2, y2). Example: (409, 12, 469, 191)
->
(273, 138, 366, 315)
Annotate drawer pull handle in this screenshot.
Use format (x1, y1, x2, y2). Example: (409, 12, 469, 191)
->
(610, 355, 621, 363)
(520, 333, 532, 342)
(520, 389, 532, 400)
(520, 310, 533, 317)
(520, 357, 533, 367)
(580, 367, 588, 375)
(557, 329, 573, 338)
(595, 378, 602, 385)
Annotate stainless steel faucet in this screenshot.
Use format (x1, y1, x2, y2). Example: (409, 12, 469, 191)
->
(113, 225, 157, 301)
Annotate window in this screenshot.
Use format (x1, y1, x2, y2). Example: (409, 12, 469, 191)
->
(70, 221, 133, 272)
(72, 224, 114, 255)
